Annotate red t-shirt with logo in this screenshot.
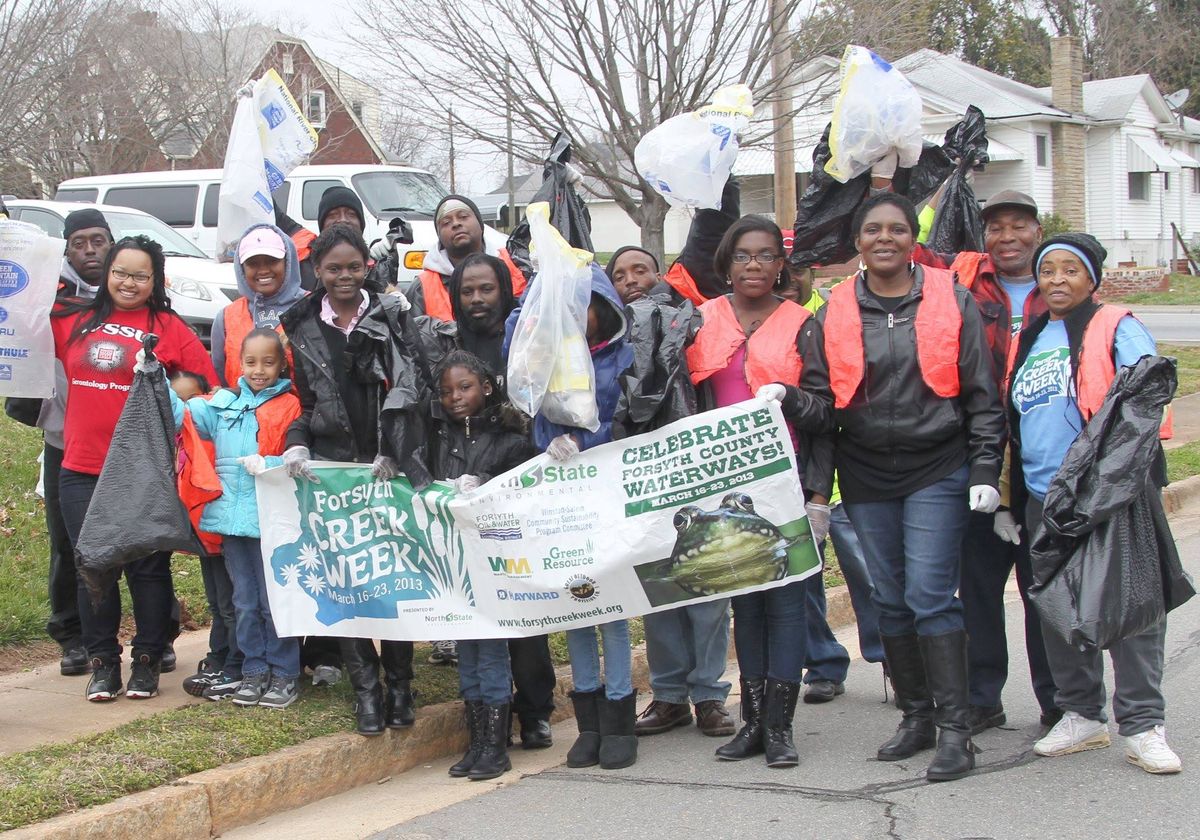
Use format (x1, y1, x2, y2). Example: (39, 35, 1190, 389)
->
(52, 307, 218, 475)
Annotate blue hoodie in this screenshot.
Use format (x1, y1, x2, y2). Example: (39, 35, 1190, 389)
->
(506, 264, 633, 451)
(210, 222, 306, 384)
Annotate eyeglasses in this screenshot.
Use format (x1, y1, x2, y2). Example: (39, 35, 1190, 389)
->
(731, 252, 782, 264)
(110, 267, 153, 284)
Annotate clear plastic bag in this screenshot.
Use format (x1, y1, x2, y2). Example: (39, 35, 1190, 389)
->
(825, 46, 924, 184)
(506, 202, 599, 431)
(635, 85, 754, 209)
(217, 70, 318, 261)
(0, 220, 62, 398)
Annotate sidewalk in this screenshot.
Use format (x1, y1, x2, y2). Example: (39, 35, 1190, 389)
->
(1167, 392, 1200, 451)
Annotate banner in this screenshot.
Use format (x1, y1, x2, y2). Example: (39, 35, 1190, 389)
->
(258, 399, 819, 640)
(0, 220, 63, 398)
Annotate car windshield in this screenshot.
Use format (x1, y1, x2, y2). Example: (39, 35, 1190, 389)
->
(351, 171, 448, 219)
(103, 211, 208, 258)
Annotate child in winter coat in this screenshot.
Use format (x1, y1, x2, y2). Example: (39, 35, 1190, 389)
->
(429, 349, 537, 781)
(176, 327, 303, 709)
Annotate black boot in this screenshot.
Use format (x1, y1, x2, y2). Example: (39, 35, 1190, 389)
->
(449, 701, 483, 777)
(381, 641, 415, 728)
(519, 716, 553, 749)
(877, 634, 936, 761)
(566, 688, 603, 768)
(763, 678, 800, 768)
(920, 630, 978, 782)
(469, 703, 513, 780)
(716, 678, 766, 761)
(598, 691, 638, 770)
(341, 638, 384, 736)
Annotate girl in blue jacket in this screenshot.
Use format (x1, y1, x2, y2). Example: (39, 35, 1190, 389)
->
(177, 327, 303, 709)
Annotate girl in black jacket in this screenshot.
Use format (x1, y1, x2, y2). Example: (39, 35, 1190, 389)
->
(431, 350, 537, 782)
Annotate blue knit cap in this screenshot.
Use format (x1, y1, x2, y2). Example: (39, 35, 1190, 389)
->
(1033, 233, 1107, 290)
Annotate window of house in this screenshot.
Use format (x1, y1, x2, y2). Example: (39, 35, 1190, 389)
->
(306, 90, 326, 128)
(352, 101, 363, 120)
(1128, 172, 1150, 201)
(1164, 173, 1171, 192)
(1193, 168, 1200, 194)
(1035, 134, 1049, 168)
(283, 53, 294, 77)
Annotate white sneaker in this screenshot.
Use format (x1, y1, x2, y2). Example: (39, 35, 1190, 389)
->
(1034, 711, 1111, 756)
(1125, 725, 1182, 774)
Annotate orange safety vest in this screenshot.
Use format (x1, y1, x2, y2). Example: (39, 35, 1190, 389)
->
(949, 251, 989, 290)
(1005, 304, 1174, 439)
(824, 267, 961, 409)
(222, 298, 294, 388)
(686, 296, 809, 393)
(662, 262, 710, 307)
(291, 228, 317, 263)
(418, 249, 527, 322)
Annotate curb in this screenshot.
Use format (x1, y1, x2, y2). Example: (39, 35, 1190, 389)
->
(1163, 475, 1200, 516)
(10, 587, 853, 838)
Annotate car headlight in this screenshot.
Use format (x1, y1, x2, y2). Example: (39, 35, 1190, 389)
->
(166, 277, 212, 301)
(403, 250, 427, 270)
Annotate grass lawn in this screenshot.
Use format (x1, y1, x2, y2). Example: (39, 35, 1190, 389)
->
(1115, 273, 1200, 306)
(1167, 440, 1200, 484)
(1162, 344, 1200, 398)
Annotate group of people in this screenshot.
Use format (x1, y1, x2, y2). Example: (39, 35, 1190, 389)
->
(12, 160, 1180, 785)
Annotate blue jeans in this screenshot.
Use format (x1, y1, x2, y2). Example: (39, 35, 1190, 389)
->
(843, 465, 969, 638)
(200, 554, 242, 678)
(223, 536, 300, 678)
(458, 639, 513, 705)
(566, 620, 632, 699)
(731, 580, 807, 682)
(643, 599, 731, 704)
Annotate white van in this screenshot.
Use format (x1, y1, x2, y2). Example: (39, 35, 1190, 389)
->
(53, 165, 499, 289)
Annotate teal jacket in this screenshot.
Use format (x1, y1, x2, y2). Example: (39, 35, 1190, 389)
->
(183, 378, 294, 538)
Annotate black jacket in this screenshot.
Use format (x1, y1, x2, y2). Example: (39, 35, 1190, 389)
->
(814, 268, 1004, 502)
(428, 398, 537, 483)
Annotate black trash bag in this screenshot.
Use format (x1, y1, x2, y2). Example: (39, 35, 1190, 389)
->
(613, 298, 700, 439)
(790, 118, 966, 269)
(927, 105, 990, 253)
(506, 132, 594, 278)
(1029, 356, 1194, 651)
(75, 335, 200, 607)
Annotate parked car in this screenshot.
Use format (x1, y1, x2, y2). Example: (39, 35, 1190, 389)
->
(53, 165, 508, 290)
(7, 200, 238, 346)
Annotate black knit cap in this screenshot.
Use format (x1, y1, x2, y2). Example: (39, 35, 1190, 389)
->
(604, 245, 660, 279)
(1033, 232, 1108, 289)
(63, 208, 112, 240)
(317, 186, 365, 231)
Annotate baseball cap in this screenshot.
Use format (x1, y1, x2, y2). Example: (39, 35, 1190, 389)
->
(981, 190, 1039, 222)
(238, 227, 287, 264)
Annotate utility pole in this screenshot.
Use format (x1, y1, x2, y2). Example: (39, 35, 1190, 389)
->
(506, 65, 515, 232)
(449, 108, 457, 193)
(770, 0, 796, 227)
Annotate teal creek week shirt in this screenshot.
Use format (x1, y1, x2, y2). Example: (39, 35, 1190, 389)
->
(1011, 316, 1156, 499)
(999, 276, 1036, 334)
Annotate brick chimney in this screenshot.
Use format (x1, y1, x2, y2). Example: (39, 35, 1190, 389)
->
(1050, 36, 1087, 229)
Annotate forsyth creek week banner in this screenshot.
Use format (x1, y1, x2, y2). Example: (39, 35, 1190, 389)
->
(256, 398, 820, 640)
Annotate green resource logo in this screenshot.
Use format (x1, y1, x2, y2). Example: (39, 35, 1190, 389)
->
(543, 541, 596, 571)
(488, 556, 533, 578)
(503, 462, 600, 490)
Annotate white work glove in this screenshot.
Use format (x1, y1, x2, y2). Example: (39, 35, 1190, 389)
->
(969, 484, 1001, 514)
(370, 454, 399, 481)
(238, 455, 268, 476)
(805, 502, 831, 545)
(871, 150, 899, 180)
(133, 349, 155, 373)
(369, 238, 391, 261)
(453, 474, 481, 494)
(546, 434, 579, 461)
(756, 383, 786, 404)
(993, 510, 1022, 545)
(282, 446, 319, 482)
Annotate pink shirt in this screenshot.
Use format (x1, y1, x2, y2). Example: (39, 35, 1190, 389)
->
(708, 343, 753, 408)
(319, 290, 369, 335)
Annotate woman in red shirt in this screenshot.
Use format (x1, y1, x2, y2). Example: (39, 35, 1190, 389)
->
(52, 235, 217, 703)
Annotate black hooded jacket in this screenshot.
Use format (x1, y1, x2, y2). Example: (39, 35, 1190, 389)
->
(427, 376, 537, 484)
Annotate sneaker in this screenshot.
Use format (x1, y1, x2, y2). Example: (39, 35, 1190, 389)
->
(86, 658, 123, 702)
(202, 673, 242, 701)
(232, 672, 269, 706)
(60, 645, 89, 677)
(1125, 725, 1182, 774)
(126, 654, 161, 699)
(259, 675, 300, 709)
(161, 643, 177, 673)
(182, 660, 225, 697)
(428, 640, 458, 665)
(311, 664, 342, 687)
(1034, 711, 1110, 757)
(803, 680, 846, 704)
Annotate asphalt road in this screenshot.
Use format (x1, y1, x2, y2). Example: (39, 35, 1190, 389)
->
(1130, 308, 1200, 345)
(367, 511, 1200, 840)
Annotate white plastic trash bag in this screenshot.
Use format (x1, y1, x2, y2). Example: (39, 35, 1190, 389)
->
(506, 202, 599, 432)
(635, 85, 754, 210)
(824, 46, 923, 184)
(0, 220, 63, 398)
(217, 69, 318, 261)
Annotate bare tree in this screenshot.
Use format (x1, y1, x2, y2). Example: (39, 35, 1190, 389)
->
(351, 0, 851, 259)
(376, 101, 453, 183)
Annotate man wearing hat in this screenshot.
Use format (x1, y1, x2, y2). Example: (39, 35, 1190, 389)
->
(275, 186, 387, 294)
(407, 195, 526, 322)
